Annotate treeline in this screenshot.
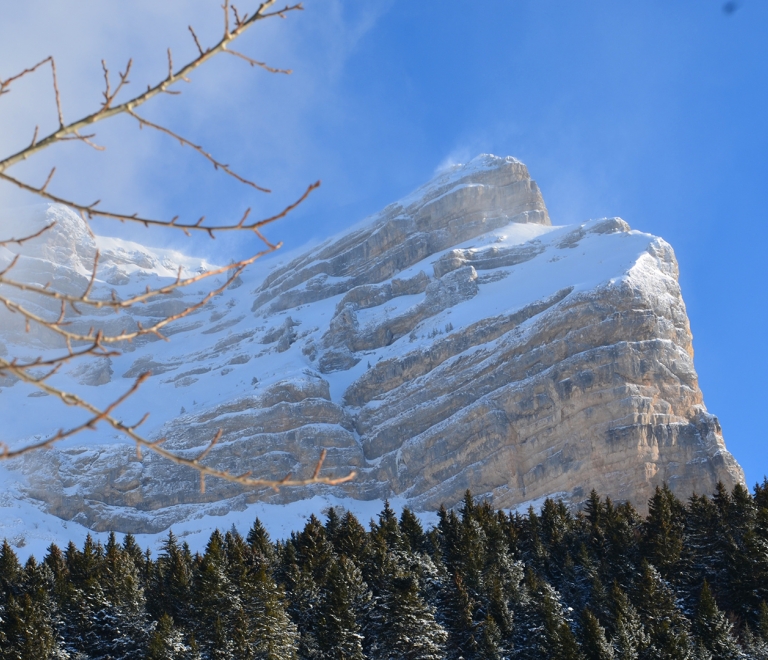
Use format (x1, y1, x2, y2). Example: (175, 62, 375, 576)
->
(2, 482, 768, 659)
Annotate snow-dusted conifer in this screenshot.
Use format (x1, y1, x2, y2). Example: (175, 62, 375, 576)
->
(692, 581, 743, 660)
(366, 554, 447, 660)
(609, 582, 649, 660)
(317, 556, 369, 660)
(580, 608, 614, 660)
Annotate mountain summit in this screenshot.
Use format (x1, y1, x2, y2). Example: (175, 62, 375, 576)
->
(0, 155, 744, 543)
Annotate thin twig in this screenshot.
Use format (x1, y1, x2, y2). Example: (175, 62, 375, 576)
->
(188, 26, 205, 56)
(0, 241, 276, 311)
(223, 48, 292, 74)
(0, 1, 346, 495)
(49, 57, 64, 128)
(0, 240, 281, 351)
(0, 222, 55, 247)
(0, 1, 303, 175)
(0, 171, 319, 234)
(0, 57, 52, 95)
(0, 363, 356, 489)
(126, 109, 269, 191)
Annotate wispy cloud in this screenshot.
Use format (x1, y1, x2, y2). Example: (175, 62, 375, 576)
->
(0, 1, 394, 260)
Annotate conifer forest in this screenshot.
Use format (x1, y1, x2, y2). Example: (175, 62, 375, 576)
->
(3, 482, 768, 659)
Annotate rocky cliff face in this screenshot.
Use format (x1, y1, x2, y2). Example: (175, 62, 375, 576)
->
(0, 155, 744, 534)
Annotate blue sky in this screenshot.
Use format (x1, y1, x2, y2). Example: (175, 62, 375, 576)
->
(1, 1, 766, 487)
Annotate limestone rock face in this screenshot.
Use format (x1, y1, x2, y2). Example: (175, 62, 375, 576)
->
(0, 155, 744, 534)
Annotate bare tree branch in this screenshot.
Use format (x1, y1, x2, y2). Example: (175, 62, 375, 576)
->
(0, 365, 356, 489)
(0, 222, 55, 247)
(0, 1, 303, 176)
(0, 171, 319, 235)
(127, 109, 270, 191)
(0, 245, 274, 345)
(0, 1, 353, 497)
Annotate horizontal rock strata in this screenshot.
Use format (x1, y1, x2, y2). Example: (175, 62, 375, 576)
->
(1, 155, 744, 533)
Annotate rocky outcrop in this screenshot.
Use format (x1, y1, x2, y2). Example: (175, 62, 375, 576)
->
(0, 155, 744, 534)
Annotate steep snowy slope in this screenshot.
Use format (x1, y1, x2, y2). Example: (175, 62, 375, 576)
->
(0, 155, 744, 552)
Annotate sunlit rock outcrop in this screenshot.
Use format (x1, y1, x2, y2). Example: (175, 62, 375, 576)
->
(0, 155, 743, 534)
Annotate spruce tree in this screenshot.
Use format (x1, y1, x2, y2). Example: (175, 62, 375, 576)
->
(692, 581, 742, 660)
(537, 580, 584, 660)
(0, 592, 58, 660)
(245, 559, 299, 659)
(635, 561, 694, 660)
(0, 539, 21, 602)
(400, 508, 427, 554)
(292, 514, 335, 584)
(97, 531, 149, 659)
(602, 499, 642, 587)
(123, 533, 149, 583)
(247, 518, 276, 565)
(581, 608, 615, 660)
(441, 571, 480, 660)
(759, 601, 768, 644)
(151, 530, 194, 627)
(317, 556, 369, 660)
(281, 541, 322, 659)
(516, 569, 583, 660)
(332, 510, 369, 564)
(372, 500, 406, 551)
(480, 614, 503, 660)
(191, 530, 236, 659)
(742, 623, 768, 660)
(642, 485, 685, 579)
(366, 554, 447, 660)
(146, 612, 196, 659)
(609, 582, 649, 660)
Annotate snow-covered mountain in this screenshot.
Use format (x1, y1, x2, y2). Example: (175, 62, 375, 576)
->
(0, 155, 744, 558)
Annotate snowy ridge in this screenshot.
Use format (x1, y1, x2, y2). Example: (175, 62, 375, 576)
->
(0, 155, 744, 553)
